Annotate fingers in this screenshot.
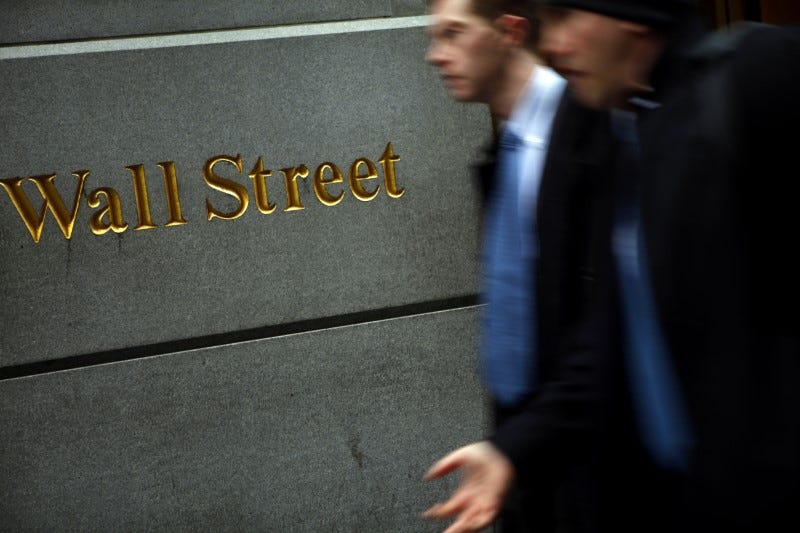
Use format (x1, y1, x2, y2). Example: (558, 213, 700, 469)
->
(423, 487, 471, 519)
(425, 496, 498, 533)
(441, 512, 494, 533)
(424, 446, 472, 480)
(439, 498, 499, 533)
(422, 442, 510, 532)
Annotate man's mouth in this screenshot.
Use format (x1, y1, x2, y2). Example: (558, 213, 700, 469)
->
(556, 66, 579, 78)
(442, 75, 458, 86)
(555, 67, 582, 80)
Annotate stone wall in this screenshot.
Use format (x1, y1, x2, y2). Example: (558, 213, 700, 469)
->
(0, 2, 491, 530)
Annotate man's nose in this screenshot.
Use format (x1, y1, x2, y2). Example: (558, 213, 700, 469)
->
(539, 25, 569, 57)
(425, 41, 445, 66)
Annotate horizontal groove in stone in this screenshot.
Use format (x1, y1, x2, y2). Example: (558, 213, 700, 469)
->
(0, 294, 480, 380)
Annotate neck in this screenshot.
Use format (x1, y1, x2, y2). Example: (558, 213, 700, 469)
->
(488, 50, 541, 120)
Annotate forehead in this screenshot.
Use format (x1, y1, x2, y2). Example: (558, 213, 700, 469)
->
(427, 0, 494, 39)
(540, 6, 622, 30)
(429, 0, 481, 23)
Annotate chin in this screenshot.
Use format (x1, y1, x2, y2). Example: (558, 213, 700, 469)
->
(450, 90, 477, 103)
(567, 85, 608, 111)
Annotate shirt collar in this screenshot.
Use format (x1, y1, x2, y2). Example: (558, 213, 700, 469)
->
(503, 65, 566, 146)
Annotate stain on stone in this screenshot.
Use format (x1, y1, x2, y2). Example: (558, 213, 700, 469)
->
(348, 433, 364, 468)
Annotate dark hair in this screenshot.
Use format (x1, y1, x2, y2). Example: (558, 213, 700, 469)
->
(470, 0, 541, 46)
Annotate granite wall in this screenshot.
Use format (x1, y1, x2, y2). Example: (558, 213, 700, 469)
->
(0, 2, 491, 530)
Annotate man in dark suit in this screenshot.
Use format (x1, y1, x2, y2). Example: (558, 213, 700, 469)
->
(423, 1, 609, 531)
(533, 1, 800, 530)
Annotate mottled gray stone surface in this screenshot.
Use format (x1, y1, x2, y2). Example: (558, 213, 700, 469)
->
(0, 1, 427, 45)
(0, 26, 489, 366)
(1, 13, 491, 532)
(0, 307, 487, 531)
(393, 0, 429, 16)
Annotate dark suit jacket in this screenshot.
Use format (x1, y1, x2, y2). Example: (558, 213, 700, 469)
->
(636, 22, 800, 531)
(586, 19, 800, 533)
(482, 20, 800, 533)
(480, 91, 613, 477)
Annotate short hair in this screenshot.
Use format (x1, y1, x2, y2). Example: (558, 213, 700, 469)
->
(470, 0, 541, 46)
(428, 0, 541, 46)
(469, 0, 538, 22)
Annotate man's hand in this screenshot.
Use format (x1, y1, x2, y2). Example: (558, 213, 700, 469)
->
(423, 441, 515, 533)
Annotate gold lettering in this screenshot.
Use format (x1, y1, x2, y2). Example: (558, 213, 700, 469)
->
(281, 165, 310, 212)
(126, 164, 156, 230)
(379, 142, 404, 198)
(204, 154, 249, 221)
(3, 142, 404, 242)
(349, 158, 380, 202)
(0, 171, 89, 243)
(313, 163, 345, 206)
(248, 157, 276, 215)
(158, 161, 188, 226)
(88, 187, 128, 235)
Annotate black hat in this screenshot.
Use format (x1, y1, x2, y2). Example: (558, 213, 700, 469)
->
(540, 0, 690, 27)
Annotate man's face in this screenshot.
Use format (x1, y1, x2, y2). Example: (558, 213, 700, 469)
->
(538, 7, 636, 109)
(426, 0, 506, 103)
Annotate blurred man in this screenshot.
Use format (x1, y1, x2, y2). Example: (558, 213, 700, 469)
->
(533, 1, 800, 531)
(424, 1, 609, 531)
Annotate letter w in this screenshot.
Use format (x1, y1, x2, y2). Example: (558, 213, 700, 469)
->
(0, 171, 89, 243)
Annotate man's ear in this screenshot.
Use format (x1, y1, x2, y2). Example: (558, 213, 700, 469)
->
(495, 14, 530, 47)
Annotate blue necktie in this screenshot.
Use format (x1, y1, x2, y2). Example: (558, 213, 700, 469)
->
(482, 128, 537, 406)
(612, 111, 693, 471)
